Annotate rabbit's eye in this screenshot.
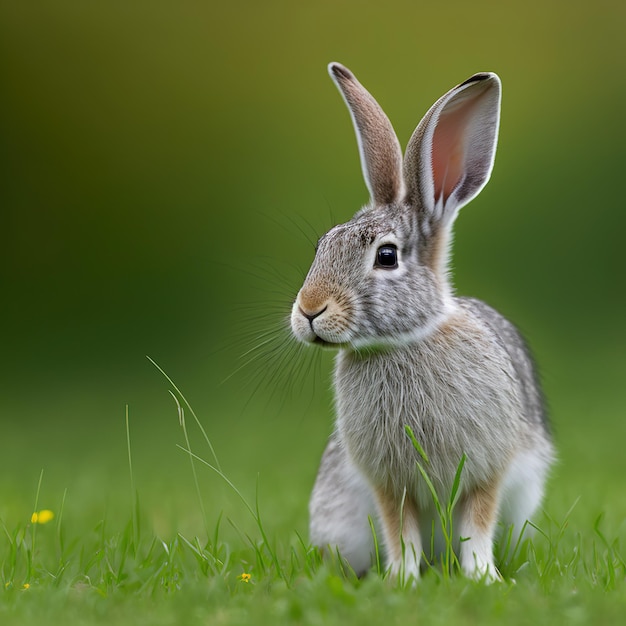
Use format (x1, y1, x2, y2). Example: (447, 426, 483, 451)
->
(375, 245, 398, 269)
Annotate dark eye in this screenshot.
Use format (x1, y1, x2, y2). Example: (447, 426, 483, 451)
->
(376, 244, 398, 269)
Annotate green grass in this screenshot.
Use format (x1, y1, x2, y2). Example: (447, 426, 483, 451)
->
(1, 374, 625, 626)
(2, 474, 625, 626)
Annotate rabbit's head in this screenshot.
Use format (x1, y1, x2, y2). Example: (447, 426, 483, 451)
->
(291, 63, 501, 349)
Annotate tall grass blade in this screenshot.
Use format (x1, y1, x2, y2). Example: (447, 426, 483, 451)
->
(125, 406, 139, 555)
(147, 355, 222, 472)
(171, 391, 211, 540)
(28, 468, 45, 582)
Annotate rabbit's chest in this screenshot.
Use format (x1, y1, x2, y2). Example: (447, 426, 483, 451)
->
(333, 327, 522, 499)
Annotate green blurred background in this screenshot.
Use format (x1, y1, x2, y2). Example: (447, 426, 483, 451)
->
(1, 1, 625, 540)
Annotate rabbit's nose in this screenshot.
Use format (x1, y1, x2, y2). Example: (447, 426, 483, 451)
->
(299, 305, 328, 325)
(298, 287, 330, 321)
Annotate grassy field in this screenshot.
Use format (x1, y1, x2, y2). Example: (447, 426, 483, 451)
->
(1, 349, 625, 625)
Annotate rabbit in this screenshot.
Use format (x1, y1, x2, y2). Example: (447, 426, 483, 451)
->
(290, 62, 554, 582)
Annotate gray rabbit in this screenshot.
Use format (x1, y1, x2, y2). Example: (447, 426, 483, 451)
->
(290, 63, 554, 582)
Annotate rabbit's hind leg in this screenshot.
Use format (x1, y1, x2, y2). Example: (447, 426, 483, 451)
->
(309, 436, 377, 577)
(498, 447, 551, 548)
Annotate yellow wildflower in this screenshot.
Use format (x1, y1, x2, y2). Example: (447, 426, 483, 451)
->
(238, 572, 251, 583)
(22, 583, 30, 590)
(31, 510, 55, 524)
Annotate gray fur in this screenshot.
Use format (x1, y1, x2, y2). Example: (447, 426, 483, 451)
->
(291, 63, 554, 581)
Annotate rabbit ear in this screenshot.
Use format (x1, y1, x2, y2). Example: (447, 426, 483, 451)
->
(329, 63, 404, 206)
(404, 73, 501, 226)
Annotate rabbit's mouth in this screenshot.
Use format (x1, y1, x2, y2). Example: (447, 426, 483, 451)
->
(313, 335, 347, 349)
(292, 316, 350, 348)
(291, 291, 355, 346)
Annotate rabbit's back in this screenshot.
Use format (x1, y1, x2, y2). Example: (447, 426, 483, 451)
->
(459, 297, 548, 431)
